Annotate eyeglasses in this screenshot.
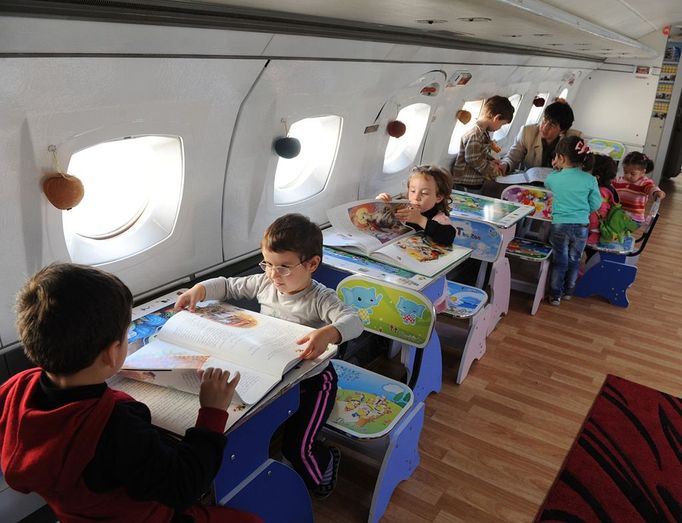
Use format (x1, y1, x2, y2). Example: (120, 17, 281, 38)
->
(258, 260, 305, 277)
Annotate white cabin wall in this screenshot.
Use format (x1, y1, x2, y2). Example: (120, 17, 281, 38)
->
(571, 31, 668, 167)
(0, 57, 266, 344)
(0, 15, 603, 348)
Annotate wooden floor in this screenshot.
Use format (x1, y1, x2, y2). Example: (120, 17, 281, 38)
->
(314, 177, 682, 523)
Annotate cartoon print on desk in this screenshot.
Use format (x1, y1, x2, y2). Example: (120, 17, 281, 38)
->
(331, 362, 413, 436)
(503, 186, 552, 220)
(450, 219, 502, 262)
(336, 392, 390, 428)
(444, 281, 487, 318)
(396, 296, 426, 325)
(341, 285, 383, 325)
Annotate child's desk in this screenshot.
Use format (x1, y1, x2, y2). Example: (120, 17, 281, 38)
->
(449, 190, 533, 332)
(111, 291, 327, 523)
(315, 245, 471, 403)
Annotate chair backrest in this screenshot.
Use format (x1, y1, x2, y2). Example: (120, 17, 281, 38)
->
(500, 185, 553, 221)
(450, 218, 503, 262)
(631, 204, 661, 257)
(336, 274, 435, 348)
(586, 138, 626, 161)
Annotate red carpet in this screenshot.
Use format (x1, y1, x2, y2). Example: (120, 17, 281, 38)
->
(535, 375, 682, 522)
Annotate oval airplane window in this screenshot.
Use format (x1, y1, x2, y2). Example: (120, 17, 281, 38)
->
(274, 115, 342, 205)
(525, 92, 549, 125)
(383, 103, 431, 174)
(448, 99, 484, 155)
(492, 93, 523, 142)
(63, 135, 183, 264)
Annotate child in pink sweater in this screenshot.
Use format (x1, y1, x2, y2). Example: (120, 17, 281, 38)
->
(612, 152, 665, 223)
(587, 155, 620, 245)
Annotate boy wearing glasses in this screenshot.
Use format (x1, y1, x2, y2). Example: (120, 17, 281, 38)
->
(175, 213, 363, 499)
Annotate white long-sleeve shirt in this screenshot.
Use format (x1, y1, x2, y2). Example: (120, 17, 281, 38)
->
(202, 273, 363, 345)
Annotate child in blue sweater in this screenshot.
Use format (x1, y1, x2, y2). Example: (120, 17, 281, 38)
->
(544, 136, 602, 305)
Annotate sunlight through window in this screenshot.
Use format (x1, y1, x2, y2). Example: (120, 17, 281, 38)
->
(274, 115, 342, 205)
(448, 100, 483, 155)
(383, 103, 431, 174)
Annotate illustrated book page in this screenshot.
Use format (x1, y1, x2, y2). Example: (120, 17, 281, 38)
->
(324, 199, 413, 255)
(496, 166, 553, 185)
(121, 302, 333, 405)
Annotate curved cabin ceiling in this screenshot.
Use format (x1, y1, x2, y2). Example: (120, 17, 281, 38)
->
(3, 0, 682, 60)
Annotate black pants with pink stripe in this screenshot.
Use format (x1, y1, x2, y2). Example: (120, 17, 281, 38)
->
(281, 363, 338, 489)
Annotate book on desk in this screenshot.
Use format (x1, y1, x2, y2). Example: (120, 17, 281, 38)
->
(450, 190, 534, 228)
(111, 294, 335, 435)
(324, 199, 470, 277)
(495, 166, 553, 185)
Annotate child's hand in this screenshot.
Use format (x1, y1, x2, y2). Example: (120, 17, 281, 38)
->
(654, 190, 666, 201)
(297, 326, 340, 360)
(198, 367, 240, 411)
(395, 204, 427, 227)
(174, 284, 207, 312)
(376, 193, 392, 203)
(490, 160, 504, 176)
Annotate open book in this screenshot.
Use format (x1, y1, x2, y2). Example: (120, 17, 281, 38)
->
(495, 167, 553, 185)
(120, 302, 334, 406)
(324, 199, 470, 277)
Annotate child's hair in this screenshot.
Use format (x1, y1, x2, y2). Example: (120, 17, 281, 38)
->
(622, 151, 654, 173)
(16, 263, 133, 375)
(591, 154, 617, 187)
(262, 213, 322, 261)
(407, 165, 453, 214)
(543, 101, 575, 131)
(555, 135, 594, 172)
(481, 95, 515, 122)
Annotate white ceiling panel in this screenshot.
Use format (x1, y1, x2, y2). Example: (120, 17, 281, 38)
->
(169, 0, 682, 58)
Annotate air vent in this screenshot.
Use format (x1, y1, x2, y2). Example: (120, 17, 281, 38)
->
(415, 19, 448, 25)
(457, 17, 492, 23)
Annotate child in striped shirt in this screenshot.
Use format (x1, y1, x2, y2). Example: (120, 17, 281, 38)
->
(612, 152, 666, 223)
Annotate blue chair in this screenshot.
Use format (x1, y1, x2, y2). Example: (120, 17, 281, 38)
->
(575, 206, 660, 307)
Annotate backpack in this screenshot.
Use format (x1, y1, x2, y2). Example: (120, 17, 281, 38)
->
(599, 203, 639, 244)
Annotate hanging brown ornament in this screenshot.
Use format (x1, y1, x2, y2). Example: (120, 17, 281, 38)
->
(533, 97, 546, 107)
(43, 172, 85, 210)
(386, 120, 406, 138)
(456, 110, 472, 124)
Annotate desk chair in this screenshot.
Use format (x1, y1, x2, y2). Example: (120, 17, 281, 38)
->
(501, 185, 554, 314)
(323, 359, 424, 523)
(575, 202, 660, 307)
(335, 273, 440, 404)
(449, 217, 510, 335)
(438, 281, 489, 383)
(585, 138, 626, 162)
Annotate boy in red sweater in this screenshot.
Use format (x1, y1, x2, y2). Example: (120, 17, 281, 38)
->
(0, 263, 261, 523)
